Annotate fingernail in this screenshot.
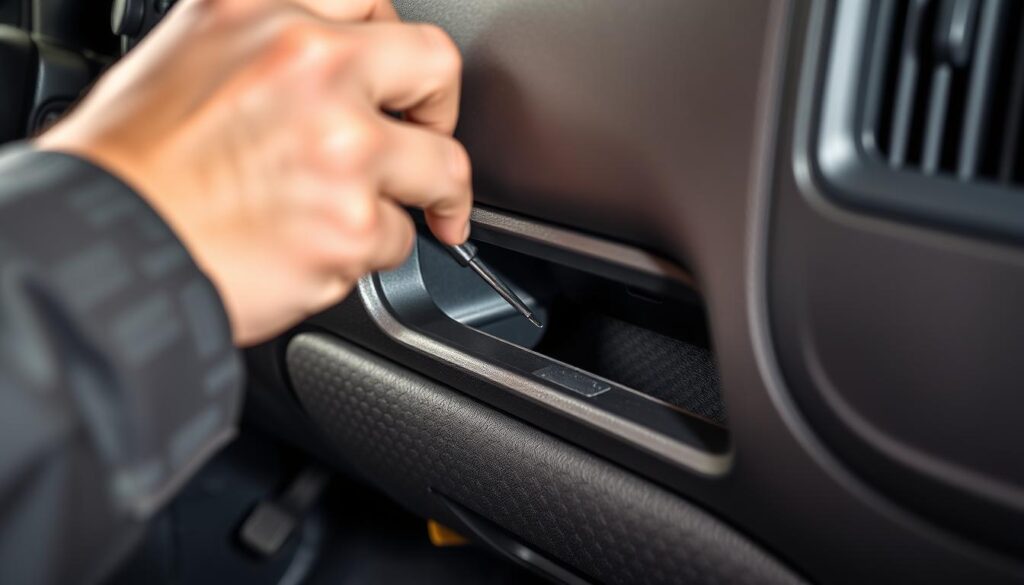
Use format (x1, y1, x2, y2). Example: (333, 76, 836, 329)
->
(462, 221, 472, 243)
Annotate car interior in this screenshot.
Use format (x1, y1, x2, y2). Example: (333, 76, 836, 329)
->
(2, 0, 1024, 583)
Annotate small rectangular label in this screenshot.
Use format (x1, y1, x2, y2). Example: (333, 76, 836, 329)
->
(533, 365, 611, 398)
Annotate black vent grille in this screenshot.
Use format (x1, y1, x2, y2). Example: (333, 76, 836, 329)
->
(868, 0, 1024, 186)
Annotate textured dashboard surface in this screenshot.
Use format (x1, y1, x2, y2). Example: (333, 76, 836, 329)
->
(287, 333, 803, 585)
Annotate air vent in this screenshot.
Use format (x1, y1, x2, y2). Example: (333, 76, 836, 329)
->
(868, 0, 1024, 185)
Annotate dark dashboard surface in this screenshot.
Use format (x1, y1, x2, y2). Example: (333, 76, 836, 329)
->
(396, 0, 775, 263)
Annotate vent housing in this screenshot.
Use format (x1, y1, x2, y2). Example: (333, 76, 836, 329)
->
(867, 0, 1024, 186)
(815, 0, 1024, 243)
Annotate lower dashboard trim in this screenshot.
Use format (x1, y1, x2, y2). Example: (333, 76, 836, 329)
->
(357, 273, 731, 477)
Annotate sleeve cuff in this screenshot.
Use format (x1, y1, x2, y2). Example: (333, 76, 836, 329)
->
(0, 143, 244, 517)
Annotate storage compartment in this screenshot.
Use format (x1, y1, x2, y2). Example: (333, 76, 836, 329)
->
(416, 237, 725, 426)
(365, 215, 729, 474)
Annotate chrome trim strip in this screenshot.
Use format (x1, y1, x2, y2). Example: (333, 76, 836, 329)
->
(357, 276, 731, 476)
(470, 207, 696, 289)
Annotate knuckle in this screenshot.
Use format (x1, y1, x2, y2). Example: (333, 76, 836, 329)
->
(351, 118, 387, 155)
(192, 0, 227, 19)
(395, 212, 417, 254)
(193, 0, 251, 26)
(417, 24, 462, 76)
(398, 220, 416, 258)
(448, 140, 472, 188)
(249, 20, 336, 96)
(379, 217, 416, 271)
(271, 19, 328, 63)
(337, 194, 380, 238)
(344, 0, 377, 20)
(319, 114, 386, 171)
(308, 277, 349, 313)
(330, 245, 372, 282)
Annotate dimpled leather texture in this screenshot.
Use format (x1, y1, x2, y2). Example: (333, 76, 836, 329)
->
(287, 333, 805, 585)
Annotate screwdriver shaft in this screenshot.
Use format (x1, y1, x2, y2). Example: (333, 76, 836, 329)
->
(446, 242, 542, 328)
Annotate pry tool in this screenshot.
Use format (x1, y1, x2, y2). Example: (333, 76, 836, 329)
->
(446, 241, 543, 328)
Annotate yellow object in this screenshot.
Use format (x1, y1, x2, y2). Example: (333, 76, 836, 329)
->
(427, 520, 468, 547)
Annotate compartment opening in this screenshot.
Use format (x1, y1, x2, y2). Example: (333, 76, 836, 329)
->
(414, 235, 726, 427)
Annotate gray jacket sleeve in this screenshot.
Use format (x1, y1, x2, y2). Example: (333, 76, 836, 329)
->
(0, 144, 244, 585)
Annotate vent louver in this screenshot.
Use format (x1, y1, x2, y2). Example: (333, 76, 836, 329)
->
(867, 0, 1024, 186)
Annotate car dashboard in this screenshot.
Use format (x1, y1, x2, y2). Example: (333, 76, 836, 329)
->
(3, 1, 1024, 583)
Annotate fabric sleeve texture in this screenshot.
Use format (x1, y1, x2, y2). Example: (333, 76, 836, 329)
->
(0, 144, 244, 585)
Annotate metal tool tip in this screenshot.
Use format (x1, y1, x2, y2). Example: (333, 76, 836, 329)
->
(526, 314, 544, 328)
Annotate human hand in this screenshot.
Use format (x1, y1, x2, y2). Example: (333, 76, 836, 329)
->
(37, 0, 472, 345)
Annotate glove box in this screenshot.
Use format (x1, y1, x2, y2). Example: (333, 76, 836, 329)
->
(357, 208, 731, 477)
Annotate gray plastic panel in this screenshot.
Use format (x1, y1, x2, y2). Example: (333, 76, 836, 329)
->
(769, 0, 1024, 555)
(367, 235, 730, 475)
(286, 333, 805, 585)
(394, 0, 778, 258)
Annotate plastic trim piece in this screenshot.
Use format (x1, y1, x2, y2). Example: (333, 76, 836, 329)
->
(814, 0, 1024, 244)
(469, 207, 696, 291)
(776, 0, 1024, 565)
(357, 273, 731, 476)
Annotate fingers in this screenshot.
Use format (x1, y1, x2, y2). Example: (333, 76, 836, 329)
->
(286, 0, 398, 22)
(306, 198, 410, 315)
(340, 21, 462, 134)
(312, 190, 413, 274)
(376, 117, 472, 245)
(367, 0, 399, 21)
(250, 6, 459, 133)
(366, 199, 416, 270)
(269, 8, 470, 252)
